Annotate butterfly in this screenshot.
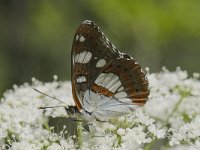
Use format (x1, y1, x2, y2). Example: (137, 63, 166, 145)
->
(71, 20, 149, 121)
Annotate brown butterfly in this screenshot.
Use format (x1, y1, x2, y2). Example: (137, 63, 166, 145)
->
(71, 20, 149, 121)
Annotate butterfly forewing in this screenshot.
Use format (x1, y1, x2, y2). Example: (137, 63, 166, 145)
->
(71, 20, 149, 117)
(71, 20, 119, 109)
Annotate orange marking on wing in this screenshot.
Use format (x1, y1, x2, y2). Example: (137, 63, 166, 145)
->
(72, 81, 82, 111)
(129, 91, 149, 98)
(132, 98, 147, 106)
(91, 84, 113, 97)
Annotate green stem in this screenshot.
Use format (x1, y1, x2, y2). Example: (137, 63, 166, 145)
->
(43, 120, 50, 131)
(77, 121, 83, 149)
(166, 97, 184, 122)
(143, 138, 157, 150)
(116, 133, 122, 146)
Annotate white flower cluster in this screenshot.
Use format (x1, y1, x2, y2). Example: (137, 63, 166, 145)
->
(0, 68, 200, 150)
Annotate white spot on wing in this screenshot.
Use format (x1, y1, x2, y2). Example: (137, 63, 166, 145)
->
(95, 73, 107, 85)
(105, 75, 119, 89)
(117, 86, 124, 92)
(109, 80, 122, 93)
(77, 76, 86, 83)
(75, 53, 79, 63)
(75, 35, 79, 41)
(95, 73, 122, 93)
(79, 35, 85, 42)
(101, 73, 114, 87)
(82, 51, 92, 63)
(118, 98, 132, 103)
(114, 91, 127, 98)
(75, 51, 92, 64)
(96, 59, 106, 68)
(78, 51, 87, 63)
(82, 20, 92, 24)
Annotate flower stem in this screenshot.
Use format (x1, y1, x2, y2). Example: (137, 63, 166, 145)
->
(143, 138, 157, 150)
(166, 97, 184, 122)
(77, 121, 83, 149)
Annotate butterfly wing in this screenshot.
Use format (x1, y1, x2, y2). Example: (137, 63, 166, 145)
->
(71, 20, 119, 110)
(71, 20, 149, 119)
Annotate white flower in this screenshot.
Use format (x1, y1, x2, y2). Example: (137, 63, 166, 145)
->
(117, 128, 125, 136)
(46, 143, 63, 150)
(167, 144, 200, 150)
(1, 69, 200, 149)
(7, 140, 40, 150)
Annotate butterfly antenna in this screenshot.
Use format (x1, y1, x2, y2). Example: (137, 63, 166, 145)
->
(38, 105, 66, 109)
(33, 88, 67, 105)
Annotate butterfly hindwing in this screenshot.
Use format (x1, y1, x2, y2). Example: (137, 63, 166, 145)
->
(96, 58, 149, 105)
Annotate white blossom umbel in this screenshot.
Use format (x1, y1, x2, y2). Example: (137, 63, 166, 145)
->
(0, 68, 200, 150)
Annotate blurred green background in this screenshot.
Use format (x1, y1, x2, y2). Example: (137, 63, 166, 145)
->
(0, 0, 200, 96)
